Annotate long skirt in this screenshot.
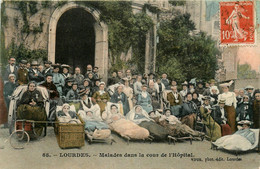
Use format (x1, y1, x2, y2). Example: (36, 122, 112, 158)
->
(181, 113, 196, 129)
(224, 105, 236, 133)
(17, 104, 47, 136)
(221, 124, 232, 136)
(139, 121, 168, 141)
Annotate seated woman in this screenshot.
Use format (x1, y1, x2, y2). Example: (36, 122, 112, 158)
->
(102, 104, 149, 140)
(57, 104, 81, 124)
(149, 109, 203, 138)
(136, 84, 153, 113)
(17, 81, 47, 136)
(78, 89, 101, 119)
(213, 120, 256, 151)
(200, 96, 221, 141)
(126, 105, 168, 141)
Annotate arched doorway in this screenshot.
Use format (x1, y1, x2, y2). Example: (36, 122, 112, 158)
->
(48, 2, 108, 81)
(55, 8, 95, 73)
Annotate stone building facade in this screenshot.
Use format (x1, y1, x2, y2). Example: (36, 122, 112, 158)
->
(1, 1, 169, 82)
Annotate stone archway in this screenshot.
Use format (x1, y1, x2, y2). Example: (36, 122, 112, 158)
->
(48, 2, 108, 81)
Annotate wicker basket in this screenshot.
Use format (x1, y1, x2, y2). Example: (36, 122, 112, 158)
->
(55, 113, 85, 149)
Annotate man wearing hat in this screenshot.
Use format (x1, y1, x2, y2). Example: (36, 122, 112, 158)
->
(4, 57, 18, 83)
(28, 60, 44, 84)
(180, 81, 189, 101)
(41, 73, 59, 99)
(92, 82, 110, 113)
(213, 99, 232, 136)
(195, 80, 205, 95)
(245, 85, 254, 101)
(52, 63, 65, 97)
(42, 61, 53, 77)
(17, 60, 29, 85)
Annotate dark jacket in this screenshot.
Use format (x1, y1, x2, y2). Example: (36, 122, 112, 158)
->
(20, 89, 44, 107)
(212, 106, 227, 125)
(17, 68, 29, 85)
(236, 102, 253, 121)
(111, 91, 130, 115)
(181, 101, 197, 117)
(41, 81, 59, 99)
(4, 64, 18, 81)
(28, 68, 44, 83)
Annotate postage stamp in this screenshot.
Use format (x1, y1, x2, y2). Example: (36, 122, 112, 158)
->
(220, 1, 255, 45)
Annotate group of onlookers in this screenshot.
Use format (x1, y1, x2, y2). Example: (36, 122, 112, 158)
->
(2, 57, 259, 145)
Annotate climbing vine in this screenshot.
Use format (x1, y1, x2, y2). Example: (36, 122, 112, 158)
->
(1, 1, 156, 74)
(75, 1, 154, 73)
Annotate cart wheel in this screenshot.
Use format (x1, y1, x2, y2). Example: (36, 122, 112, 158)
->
(9, 130, 30, 149)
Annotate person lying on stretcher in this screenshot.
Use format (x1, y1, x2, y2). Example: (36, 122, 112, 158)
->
(57, 104, 81, 124)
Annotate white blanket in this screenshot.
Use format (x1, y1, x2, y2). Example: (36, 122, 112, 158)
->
(213, 129, 259, 151)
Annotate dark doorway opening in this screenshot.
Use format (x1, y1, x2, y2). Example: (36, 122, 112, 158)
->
(56, 8, 95, 74)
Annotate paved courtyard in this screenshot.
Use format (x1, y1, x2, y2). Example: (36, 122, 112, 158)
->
(0, 127, 259, 169)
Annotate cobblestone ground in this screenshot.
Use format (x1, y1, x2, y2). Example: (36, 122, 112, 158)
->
(0, 126, 259, 169)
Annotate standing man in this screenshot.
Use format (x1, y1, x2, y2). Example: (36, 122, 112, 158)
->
(4, 57, 18, 83)
(93, 66, 101, 80)
(28, 61, 44, 84)
(73, 67, 84, 86)
(17, 60, 29, 85)
(42, 61, 53, 77)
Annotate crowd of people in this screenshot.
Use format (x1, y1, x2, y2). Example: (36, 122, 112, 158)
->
(2, 57, 260, 150)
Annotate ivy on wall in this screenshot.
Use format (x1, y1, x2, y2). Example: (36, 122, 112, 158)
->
(75, 1, 154, 73)
(1, 1, 155, 74)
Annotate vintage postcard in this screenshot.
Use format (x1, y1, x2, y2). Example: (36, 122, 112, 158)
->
(0, 0, 259, 169)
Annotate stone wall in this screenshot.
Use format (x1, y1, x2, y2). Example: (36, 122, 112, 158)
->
(234, 77, 260, 89)
(3, 2, 56, 50)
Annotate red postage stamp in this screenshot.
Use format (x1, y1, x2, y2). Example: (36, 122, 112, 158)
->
(220, 1, 255, 45)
